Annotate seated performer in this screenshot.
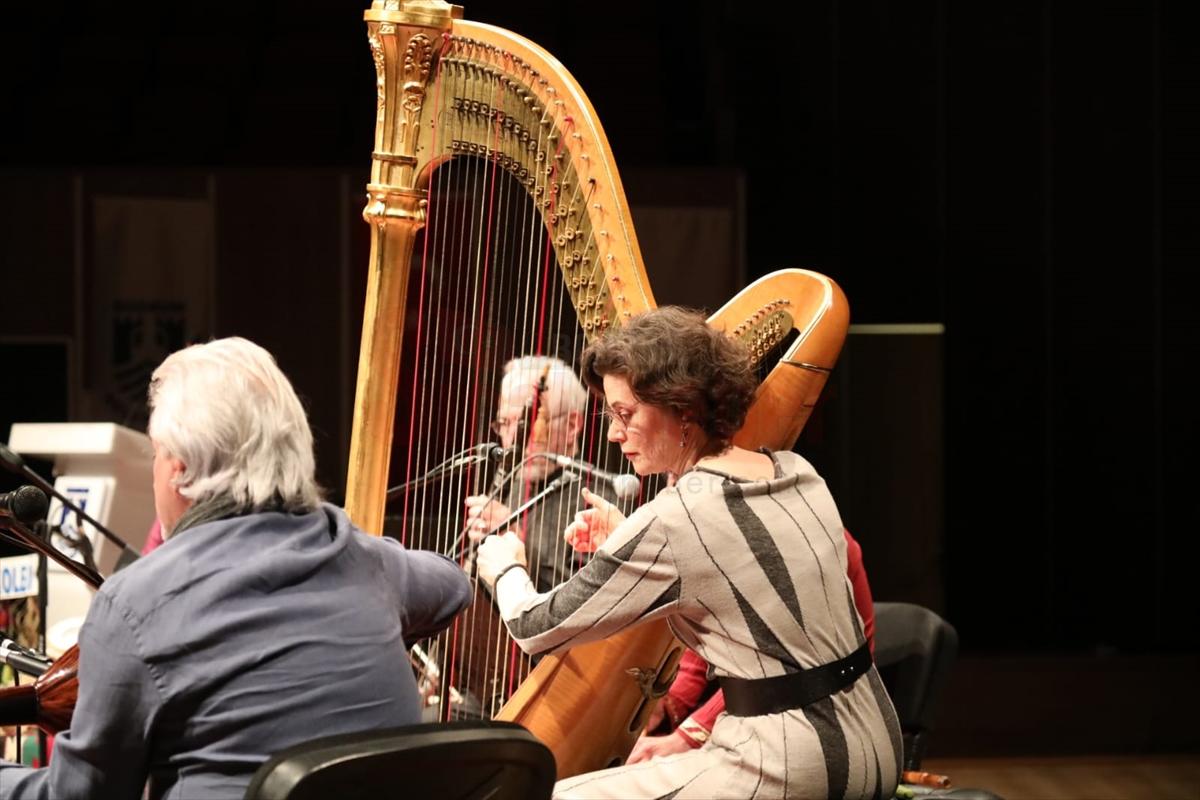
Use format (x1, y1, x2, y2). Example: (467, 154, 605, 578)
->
(0, 337, 472, 800)
(465, 355, 621, 592)
(478, 307, 902, 799)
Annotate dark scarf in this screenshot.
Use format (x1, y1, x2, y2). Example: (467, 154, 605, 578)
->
(170, 489, 317, 538)
(169, 495, 247, 538)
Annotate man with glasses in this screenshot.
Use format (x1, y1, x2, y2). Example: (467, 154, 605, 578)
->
(464, 355, 618, 592)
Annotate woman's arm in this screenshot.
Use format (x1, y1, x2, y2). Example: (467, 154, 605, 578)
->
(485, 504, 680, 655)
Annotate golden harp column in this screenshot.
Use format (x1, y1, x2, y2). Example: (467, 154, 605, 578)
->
(345, 1, 461, 534)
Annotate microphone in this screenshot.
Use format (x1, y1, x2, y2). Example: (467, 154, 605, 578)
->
(449, 444, 510, 469)
(0, 485, 50, 524)
(538, 454, 640, 500)
(386, 444, 511, 500)
(0, 637, 53, 678)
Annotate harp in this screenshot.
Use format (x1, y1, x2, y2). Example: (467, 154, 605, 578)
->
(346, 0, 848, 779)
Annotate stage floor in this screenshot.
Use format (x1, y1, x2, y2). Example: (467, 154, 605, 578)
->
(922, 754, 1200, 800)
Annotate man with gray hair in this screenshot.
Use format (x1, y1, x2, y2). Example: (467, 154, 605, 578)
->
(0, 337, 472, 800)
(464, 355, 621, 591)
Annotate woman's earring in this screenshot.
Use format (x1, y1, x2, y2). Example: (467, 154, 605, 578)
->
(679, 423, 688, 449)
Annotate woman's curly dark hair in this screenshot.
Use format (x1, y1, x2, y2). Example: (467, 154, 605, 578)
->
(581, 307, 758, 451)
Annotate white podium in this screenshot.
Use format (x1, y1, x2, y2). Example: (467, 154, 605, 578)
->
(7, 422, 155, 655)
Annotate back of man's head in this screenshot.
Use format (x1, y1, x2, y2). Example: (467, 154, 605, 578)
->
(148, 337, 322, 514)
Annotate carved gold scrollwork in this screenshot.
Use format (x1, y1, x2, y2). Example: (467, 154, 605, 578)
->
(401, 33, 433, 120)
(368, 31, 386, 122)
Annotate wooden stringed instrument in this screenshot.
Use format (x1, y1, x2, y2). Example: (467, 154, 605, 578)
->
(0, 515, 98, 735)
(345, 0, 849, 779)
(0, 645, 79, 735)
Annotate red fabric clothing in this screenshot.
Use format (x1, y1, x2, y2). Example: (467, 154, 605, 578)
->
(659, 650, 710, 729)
(844, 528, 875, 651)
(141, 520, 164, 556)
(670, 528, 876, 743)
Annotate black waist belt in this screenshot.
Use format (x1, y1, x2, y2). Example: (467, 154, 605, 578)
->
(718, 643, 873, 717)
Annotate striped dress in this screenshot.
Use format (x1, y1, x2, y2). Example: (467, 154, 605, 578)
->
(493, 451, 902, 799)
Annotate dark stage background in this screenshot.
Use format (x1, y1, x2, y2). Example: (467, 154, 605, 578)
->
(1, 0, 1195, 758)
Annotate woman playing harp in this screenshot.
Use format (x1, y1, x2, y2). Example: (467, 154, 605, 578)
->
(349, 0, 860, 775)
(478, 308, 902, 799)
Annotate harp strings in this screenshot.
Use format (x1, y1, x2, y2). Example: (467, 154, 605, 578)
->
(401, 55, 447, 553)
(448, 59, 499, 714)
(397, 42, 628, 719)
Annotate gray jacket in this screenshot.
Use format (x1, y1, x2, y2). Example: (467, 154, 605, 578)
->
(0, 503, 471, 799)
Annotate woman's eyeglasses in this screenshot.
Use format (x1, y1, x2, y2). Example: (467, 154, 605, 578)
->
(599, 402, 639, 432)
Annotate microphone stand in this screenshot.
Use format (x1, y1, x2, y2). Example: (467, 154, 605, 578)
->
(0, 442, 139, 567)
(486, 471, 579, 539)
(385, 444, 503, 501)
(450, 470, 579, 563)
(0, 516, 104, 590)
(36, 543, 48, 762)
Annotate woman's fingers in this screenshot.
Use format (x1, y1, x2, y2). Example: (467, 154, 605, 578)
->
(581, 487, 625, 528)
(565, 489, 626, 554)
(564, 514, 601, 552)
(626, 735, 655, 764)
(476, 530, 526, 587)
(581, 486, 615, 512)
(626, 732, 694, 764)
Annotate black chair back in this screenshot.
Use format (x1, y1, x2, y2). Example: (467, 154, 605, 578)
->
(244, 720, 556, 800)
(873, 601, 959, 771)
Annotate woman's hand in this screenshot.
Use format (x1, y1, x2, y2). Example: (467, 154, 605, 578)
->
(644, 702, 666, 734)
(476, 531, 526, 588)
(626, 730, 695, 764)
(563, 487, 626, 553)
(464, 495, 512, 542)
